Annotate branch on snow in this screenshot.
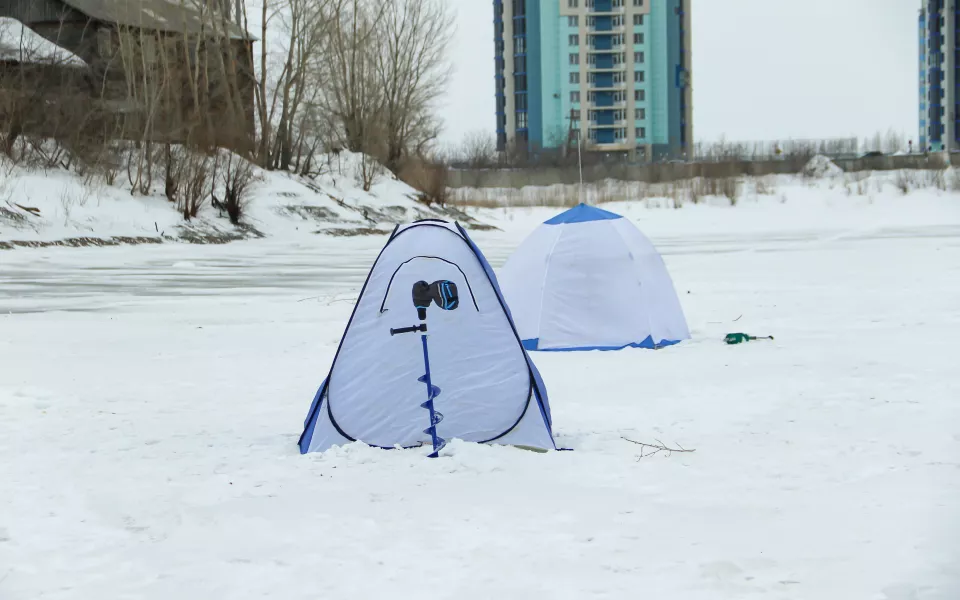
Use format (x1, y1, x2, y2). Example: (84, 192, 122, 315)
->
(621, 436, 696, 460)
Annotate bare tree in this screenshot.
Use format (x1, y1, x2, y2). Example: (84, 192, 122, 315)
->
(321, 0, 385, 155)
(457, 129, 497, 168)
(373, 0, 453, 170)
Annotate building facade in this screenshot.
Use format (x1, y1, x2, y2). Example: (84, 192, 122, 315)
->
(919, 0, 958, 152)
(494, 0, 692, 160)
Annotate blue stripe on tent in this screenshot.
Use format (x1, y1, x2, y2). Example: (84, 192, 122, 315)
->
(455, 222, 555, 441)
(299, 378, 328, 454)
(522, 335, 683, 352)
(543, 203, 623, 225)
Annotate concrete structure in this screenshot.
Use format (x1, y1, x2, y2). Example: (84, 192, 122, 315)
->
(494, 0, 692, 160)
(919, 0, 958, 152)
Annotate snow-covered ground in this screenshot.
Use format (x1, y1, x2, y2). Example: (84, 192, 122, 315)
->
(1, 194, 959, 599)
(0, 151, 482, 247)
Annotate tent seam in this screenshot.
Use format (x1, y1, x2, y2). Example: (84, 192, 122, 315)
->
(534, 226, 565, 349)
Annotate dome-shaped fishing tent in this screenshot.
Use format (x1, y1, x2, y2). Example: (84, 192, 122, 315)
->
(498, 204, 690, 352)
(299, 220, 556, 455)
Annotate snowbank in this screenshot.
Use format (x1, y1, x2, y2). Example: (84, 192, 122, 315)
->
(802, 154, 843, 178)
(0, 150, 485, 248)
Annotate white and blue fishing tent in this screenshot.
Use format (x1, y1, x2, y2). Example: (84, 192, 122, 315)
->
(299, 220, 556, 454)
(498, 204, 690, 352)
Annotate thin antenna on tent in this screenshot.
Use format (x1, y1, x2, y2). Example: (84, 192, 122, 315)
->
(577, 132, 584, 205)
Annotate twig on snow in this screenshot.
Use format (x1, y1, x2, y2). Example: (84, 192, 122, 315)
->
(621, 436, 696, 459)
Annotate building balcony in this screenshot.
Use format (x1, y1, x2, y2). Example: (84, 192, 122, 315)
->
(589, 81, 627, 91)
(587, 24, 625, 34)
(587, 62, 626, 72)
(588, 99, 627, 109)
(587, 46, 623, 53)
(588, 120, 627, 128)
(586, 140, 633, 152)
(587, 7, 626, 16)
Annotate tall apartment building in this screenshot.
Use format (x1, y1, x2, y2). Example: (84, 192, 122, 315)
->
(493, 0, 692, 160)
(919, 0, 958, 151)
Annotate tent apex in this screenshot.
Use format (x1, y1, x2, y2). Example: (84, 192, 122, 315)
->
(543, 203, 623, 225)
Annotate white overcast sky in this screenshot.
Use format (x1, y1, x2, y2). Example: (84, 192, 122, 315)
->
(439, 0, 919, 147)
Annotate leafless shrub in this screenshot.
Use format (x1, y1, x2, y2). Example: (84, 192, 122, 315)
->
(722, 177, 739, 205)
(399, 157, 448, 206)
(923, 168, 947, 191)
(180, 151, 213, 220)
(456, 130, 498, 169)
(216, 151, 258, 224)
(755, 176, 776, 195)
(355, 152, 384, 191)
(895, 170, 916, 195)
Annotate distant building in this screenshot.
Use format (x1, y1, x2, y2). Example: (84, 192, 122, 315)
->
(493, 0, 692, 160)
(919, 0, 957, 152)
(0, 0, 255, 149)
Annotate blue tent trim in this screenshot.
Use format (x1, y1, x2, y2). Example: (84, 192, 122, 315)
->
(522, 335, 683, 352)
(299, 221, 557, 454)
(299, 378, 328, 453)
(543, 203, 623, 225)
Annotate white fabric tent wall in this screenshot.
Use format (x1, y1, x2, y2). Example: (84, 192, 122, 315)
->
(498, 204, 690, 351)
(300, 221, 555, 454)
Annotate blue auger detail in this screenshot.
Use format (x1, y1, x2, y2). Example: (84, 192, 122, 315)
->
(417, 375, 441, 400)
(428, 437, 447, 458)
(419, 334, 444, 458)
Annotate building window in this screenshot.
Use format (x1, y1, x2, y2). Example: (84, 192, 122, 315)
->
(514, 56, 526, 72)
(634, 89, 645, 101)
(633, 0, 643, 5)
(634, 51, 644, 63)
(571, 91, 581, 102)
(514, 37, 526, 54)
(569, 34, 579, 46)
(568, 15, 578, 26)
(517, 112, 528, 128)
(568, 0, 578, 7)
(569, 53, 579, 65)
(615, 127, 626, 139)
(633, 15, 644, 25)
(634, 70, 644, 82)
(570, 72, 580, 84)
(635, 108, 645, 119)
(633, 33, 644, 45)
(636, 127, 646, 139)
